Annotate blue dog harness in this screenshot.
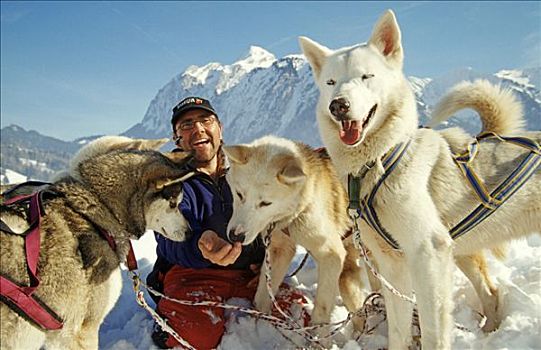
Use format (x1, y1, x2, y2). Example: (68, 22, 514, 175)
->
(348, 132, 541, 250)
(449, 132, 540, 240)
(348, 140, 411, 249)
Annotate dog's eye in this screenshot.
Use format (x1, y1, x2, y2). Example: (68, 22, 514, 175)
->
(362, 74, 374, 80)
(159, 186, 182, 209)
(326, 79, 336, 86)
(236, 191, 244, 201)
(160, 185, 181, 200)
(258, 201, 272, 208)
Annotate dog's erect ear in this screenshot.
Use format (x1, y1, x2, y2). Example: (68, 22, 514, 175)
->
(223, 145, 250, 165)
(299, 36, 332, 79)
(155, 171, 195, 190)
(368, 10, 403, 68)
(164, 150, 193, 165)
(274, 154, 306, 185)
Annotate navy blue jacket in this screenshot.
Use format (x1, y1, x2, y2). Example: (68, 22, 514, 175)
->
(154, 171, 265, 270)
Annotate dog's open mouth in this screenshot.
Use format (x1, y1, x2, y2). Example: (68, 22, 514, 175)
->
(339, 104, 377, 145)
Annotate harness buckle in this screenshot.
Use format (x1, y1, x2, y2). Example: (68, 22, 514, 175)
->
(347, 174, 362, 210)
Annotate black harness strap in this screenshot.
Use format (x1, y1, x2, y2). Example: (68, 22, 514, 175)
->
(1, 181, 52, 199)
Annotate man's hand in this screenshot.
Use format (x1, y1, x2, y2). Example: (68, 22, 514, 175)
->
(198, 230, 242, 266)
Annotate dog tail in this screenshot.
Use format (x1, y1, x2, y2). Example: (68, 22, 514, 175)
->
(429, 79, 525, 135)
(490, 244, 508, 261)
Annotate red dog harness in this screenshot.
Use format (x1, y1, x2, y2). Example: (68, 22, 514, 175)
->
(0, 191, 64, 330)
(0, 187, 138, 330)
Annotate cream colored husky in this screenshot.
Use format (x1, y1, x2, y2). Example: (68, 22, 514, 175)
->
(300, 9, 540, 350)
(223, 136, 367, 335)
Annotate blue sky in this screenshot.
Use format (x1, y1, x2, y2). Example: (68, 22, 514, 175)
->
(1, 1, 540, 141)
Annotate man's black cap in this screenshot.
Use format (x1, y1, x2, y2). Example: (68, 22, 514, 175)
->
(171, 97, 218, 128)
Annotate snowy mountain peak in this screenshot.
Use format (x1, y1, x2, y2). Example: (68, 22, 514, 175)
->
(407, 76, 432, 97)
(495, 69, 534, 89)
(180, 46, 277, 95)
(125, 47, 540, 145)
(182, 62, 224, 88)
(214, 47, 275, 95)
(277, 54, 307, 71)
(236, 46, 276, 67)
(5, 124, 24, 132)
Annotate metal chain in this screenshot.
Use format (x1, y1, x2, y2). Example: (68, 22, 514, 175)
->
(262, 223, 363, 344)
(262, 223, 297, 324)
(128, 215, 480, 349)
(354, 292, 387, 341)
(130, 270, 329, 348)
(262, 224, 327, 348)
(350, 213, 484, 334)
(133, 265, 472, 349)
(350, 212, 417, 304)
(130, 273, 197, 350)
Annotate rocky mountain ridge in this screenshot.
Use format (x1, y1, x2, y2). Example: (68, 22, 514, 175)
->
(2, 46, 539, 183)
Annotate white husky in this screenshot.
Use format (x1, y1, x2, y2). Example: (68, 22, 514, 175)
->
(223, 136, 367, 335)
(300, 9, 540, 350)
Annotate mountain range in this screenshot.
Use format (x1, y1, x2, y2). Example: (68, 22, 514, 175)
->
(1, 46, 540, 183)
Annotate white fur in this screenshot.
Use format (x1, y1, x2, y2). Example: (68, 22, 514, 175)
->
(146, 195, 189, 241)
(227, 136, 304, 244)
(300, 9, 540, 349)
(224, 135, 367, 339)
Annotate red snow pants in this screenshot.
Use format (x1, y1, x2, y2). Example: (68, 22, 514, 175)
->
(156, 265, 310, 349)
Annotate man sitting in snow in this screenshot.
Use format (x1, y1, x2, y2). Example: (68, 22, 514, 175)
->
(148, 97, 308, 349)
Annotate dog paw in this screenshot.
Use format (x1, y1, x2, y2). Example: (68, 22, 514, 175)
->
(310, 327, 332, 349)
(481, 318, 499, 333)
(352, 314, 367, 333)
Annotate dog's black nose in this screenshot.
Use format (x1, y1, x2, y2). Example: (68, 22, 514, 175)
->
(329, 98, 350, 118)
(228, 230, 245, 244)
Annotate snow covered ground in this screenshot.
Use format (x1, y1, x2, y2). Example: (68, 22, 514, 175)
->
(0, 168, 27, 185)
(100, 233, 541, 350)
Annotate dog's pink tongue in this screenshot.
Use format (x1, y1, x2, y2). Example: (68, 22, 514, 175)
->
(339, 121, 361, 145)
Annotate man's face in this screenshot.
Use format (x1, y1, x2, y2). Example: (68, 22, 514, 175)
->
(174, 109, 223, 164)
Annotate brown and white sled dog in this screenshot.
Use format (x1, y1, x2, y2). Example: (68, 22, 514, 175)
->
(223, 136, 367, 335)
(299, 9, 540, 350)
(0, 136, 193, 350)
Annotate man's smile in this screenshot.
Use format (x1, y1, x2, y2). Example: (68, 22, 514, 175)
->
(191, 137, 211, 150)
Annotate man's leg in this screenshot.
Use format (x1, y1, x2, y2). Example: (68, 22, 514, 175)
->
(156, 266, 239, 349)
(234, 278, 311, 327)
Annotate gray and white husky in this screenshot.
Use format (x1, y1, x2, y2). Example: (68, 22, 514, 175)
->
(1, 136, 192, 350)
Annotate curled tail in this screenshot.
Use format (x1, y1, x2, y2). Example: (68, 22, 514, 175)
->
(429, 79, 525, 135)
(490, 244, 508, 261)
